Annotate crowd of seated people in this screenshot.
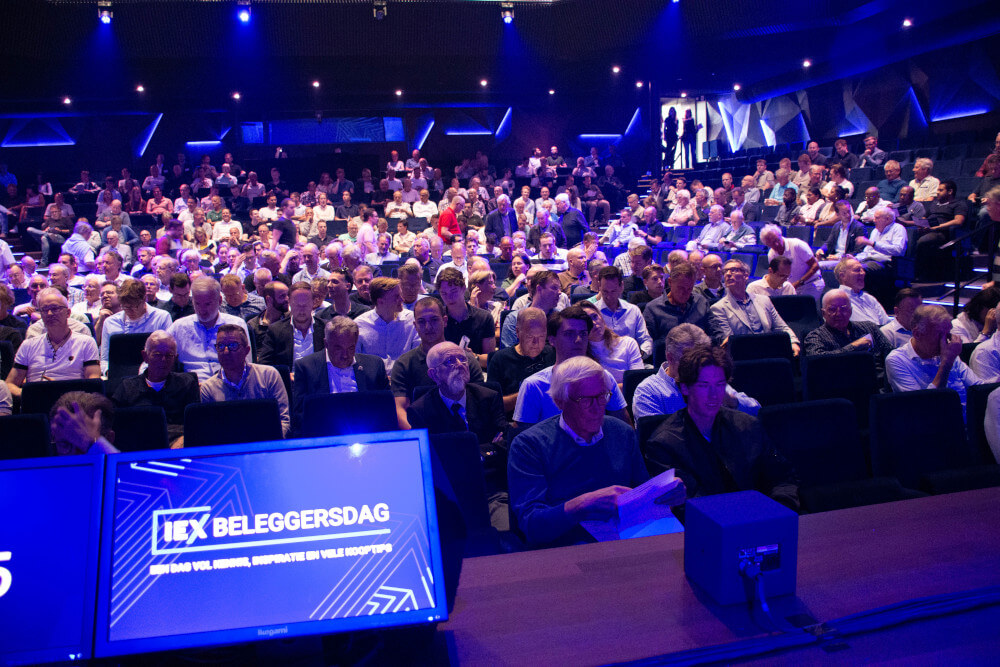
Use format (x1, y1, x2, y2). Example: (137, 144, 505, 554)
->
(1, 134, 999, 551)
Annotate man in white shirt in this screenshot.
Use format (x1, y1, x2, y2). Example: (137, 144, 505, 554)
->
(855, 187, 891, 223)
(412, 189, 437, 220)
(747, 256, 796, 299)
(311, 192, 336, 236)
(593, 266, 653, 358)
(686, 205, 727, 251)
(392, 219, 417, 256)
(7, 288, 100, 398)
(165, 277, 251, 381)
(292, 243, 330, 283)
(909, 158, 941, 202)
(355, 277, 420, 370)
(99, 278, 172, 373)
(365, 233, 399, 266)
(834, 257, 890, 326)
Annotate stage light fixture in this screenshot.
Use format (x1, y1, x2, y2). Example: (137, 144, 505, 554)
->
(63, 97, 72, 105)
(312, 80, 320, 88)
(802, 59, 811, 68)
(237, 0, 251, 23)
(480, 79, 488, 87)
(636, 81, 644, 88)
(733, 83, 741, 91)
(395, 89, 403, 97)
(373, 0, 387, 21)
(136, 84, 145, 93)
(902, 18, 912, 28)
(232, 91, 241, 100)
(612, 65, 621, 74)
(680, 91, 687, 98)
(501, 2, 514, 24)
(549, 89, 555, 95)
(98, 1, 112, 24)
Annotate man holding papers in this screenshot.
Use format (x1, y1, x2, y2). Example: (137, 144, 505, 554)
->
(508, 357, 685, 548)
(644, 346, 800, 511)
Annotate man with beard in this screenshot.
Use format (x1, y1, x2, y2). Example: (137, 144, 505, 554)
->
(247, 280, 289, 361)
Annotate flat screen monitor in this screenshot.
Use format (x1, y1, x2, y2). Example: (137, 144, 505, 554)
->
(0, 456, 104, 666)
(93, 431, 447, 658)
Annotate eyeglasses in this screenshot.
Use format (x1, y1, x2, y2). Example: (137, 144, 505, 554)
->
(215, 341, 243, 352)
(435, 355, 468, 369)
(147, 351, 176, 360)
(38, 306, 68, 315)
(570, 391, 612, 408)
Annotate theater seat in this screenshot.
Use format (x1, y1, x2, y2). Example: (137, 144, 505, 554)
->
(623, 368, 655, 414)
(301, 390, 398, 437)
(184, 399, 284, 447)
(801, 352, 879, 426)
(769, 295, 822, 344)
(106, 332, 153, 396)
(113, 406, 169, 452)
(759, 399, 924, 513)
(21, 379, 104, 416)
(731, 358, 795, 406)
(727, 332, 794, 362)
(0, 414, 51, 459)
(869, 389, 999, 493)
(429, 432, 501, 556)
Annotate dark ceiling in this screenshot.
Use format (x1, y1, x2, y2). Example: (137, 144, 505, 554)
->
(2, 0, 999, 112)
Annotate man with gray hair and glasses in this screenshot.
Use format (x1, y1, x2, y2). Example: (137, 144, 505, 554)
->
(508, 356, 682, 547)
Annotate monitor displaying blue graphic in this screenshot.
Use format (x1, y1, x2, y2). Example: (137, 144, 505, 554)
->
(94, 432, 447, 657)
(0, 456, 103, 666)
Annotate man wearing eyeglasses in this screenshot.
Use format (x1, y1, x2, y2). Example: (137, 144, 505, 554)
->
(6, 288, 100, 398)
(509, 356, 673, 547)
(708, 259, 800, 356)
(513, 306, 630, 427)
(200, 324, 290, 436)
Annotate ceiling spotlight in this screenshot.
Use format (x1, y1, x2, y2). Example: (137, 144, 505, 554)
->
(480, 79, 488, 87)
(902, 17, 912, 28)
(636, 81, 644, 88)
(395, 89, 403, 97)
(232, 92, 241, 100)
(680, 91, 687, 98)
(501, 1, 514, 24)
(733, 83, 741, 91)
(612, 65, 621, 74)
(802, 59, 812, 68)
(373, 0, 387, 20)
(312, 80, 320, 88)
(549, 89, 555, 95)
(62, 97, 72, 105)
(237, 0, 251, 23)
(136, 84, 145, 93)
(98, 1, 112, 24)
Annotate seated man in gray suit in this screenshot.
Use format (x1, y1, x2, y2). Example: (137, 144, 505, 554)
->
(708, 258, 800, 356)
(291, 316, 388, 435)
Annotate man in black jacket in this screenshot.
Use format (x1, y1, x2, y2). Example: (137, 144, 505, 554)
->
(110, 331, 199, 444)
(644, 345, 799, 511)
(259, 281, 324, 368)
(291, 316, 388, 435)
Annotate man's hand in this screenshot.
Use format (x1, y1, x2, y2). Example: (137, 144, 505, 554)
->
(654, 479, 687, 507)
(52, 402, 103, 455)
(850, 336, 872, 350)
(564, 485, 632, 522)
(983, 308, 998, 337)
(791, 342, 801, 357)
(940, 332, 962, 364)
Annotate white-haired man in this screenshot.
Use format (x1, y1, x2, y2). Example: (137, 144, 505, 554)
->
(554, 192, 589, 249)
(166, 276, 251, 381)
(509, 356, 678, 547)
(760, 223, 823, 303)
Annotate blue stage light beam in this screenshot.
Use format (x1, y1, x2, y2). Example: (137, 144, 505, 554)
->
(495, 107, 513, 142)
(136, 113, 163, 158)
(415, 119, 435, 150)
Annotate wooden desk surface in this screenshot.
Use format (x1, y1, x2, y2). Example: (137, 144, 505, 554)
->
(438, 488, 1000, 665)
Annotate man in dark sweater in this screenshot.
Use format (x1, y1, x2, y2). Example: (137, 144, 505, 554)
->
(487, 307, 555, 414)
(110, 331, 199, 444)
(508, 356, 668, 548)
